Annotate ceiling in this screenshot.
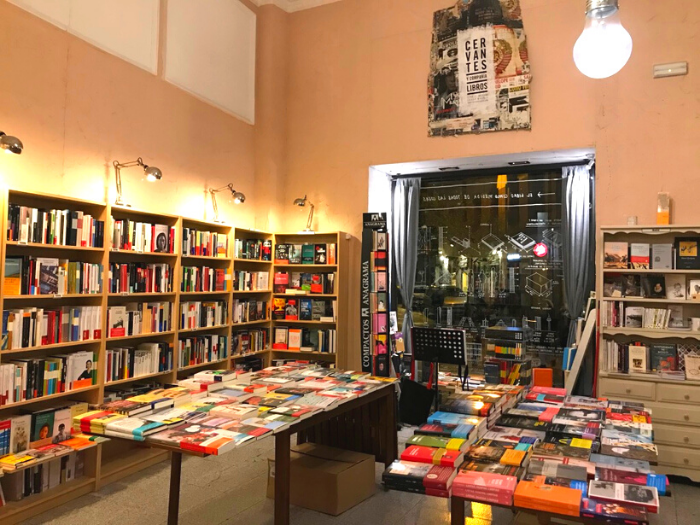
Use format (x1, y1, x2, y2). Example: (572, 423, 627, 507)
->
(252, 0, 342, 13)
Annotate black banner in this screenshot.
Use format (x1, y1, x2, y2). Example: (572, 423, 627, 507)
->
(361, 213, 387, 374)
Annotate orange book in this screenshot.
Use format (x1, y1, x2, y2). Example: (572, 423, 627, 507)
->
(533, 368, 553, 388)
(500, 449, 526, 466)
(514, 481, 582, 517)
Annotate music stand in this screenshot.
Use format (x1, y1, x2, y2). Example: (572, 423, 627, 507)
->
(412, 327, 469, 411)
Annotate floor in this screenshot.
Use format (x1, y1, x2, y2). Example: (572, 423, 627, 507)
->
(27, 429, 700, 525)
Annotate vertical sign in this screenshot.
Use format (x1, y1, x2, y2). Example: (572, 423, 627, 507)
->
(361, 213, 388, 373)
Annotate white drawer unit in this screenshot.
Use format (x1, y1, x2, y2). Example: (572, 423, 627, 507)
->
(598, 377, 655, 401)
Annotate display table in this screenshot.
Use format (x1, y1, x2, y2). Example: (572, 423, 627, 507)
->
(89, 384, 398, 525)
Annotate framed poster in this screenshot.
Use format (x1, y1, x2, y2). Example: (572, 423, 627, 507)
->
(428, 0, 531, 136)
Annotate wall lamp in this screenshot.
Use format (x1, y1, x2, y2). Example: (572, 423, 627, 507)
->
(209, 184, 246, 223)
(113, 157, 162, 206)
(293, 195, 315, 232)
(0, 131, 23, 155)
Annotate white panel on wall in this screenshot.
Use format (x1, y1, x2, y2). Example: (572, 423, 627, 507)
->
(67, 0, 160, 73)
(165, 0, 256, 124)
(8, 0, 71, 29)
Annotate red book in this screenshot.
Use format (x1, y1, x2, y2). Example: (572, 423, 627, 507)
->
(423, 465, 456, 491)
(425, 488, 450, 498)
(438, 449, 464, 468)
(401, 446, 437, 464)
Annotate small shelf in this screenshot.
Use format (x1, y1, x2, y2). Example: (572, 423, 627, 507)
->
(178, 325, 229, 335)
(6, 241, 103, 252)
(3, 293, 102, 300)
(105, 370, 173, 386)
(0, 385, 99, 410)
(181, 254, 231, 261)
(232, 289, 273, 294)
(108, 292, 176, 298)
(233, 258, 272, 264)
(179, 290, 230, 296)
(106, 331, 175, 342)
(1, 339, 100, 355)
(231, 349, 270, 359)
(271, 319, 337, 325)
(600, 297, 697, 304)
(603, 269, 700, 274)
(231, 319, 270, 327)
(273, 293, 337, 298)
(270, 349, 336, 357)
(599, 371, 700, 386)
(602, 327, 700, 339)
(178, 358, 229, 372)
(274, 264, 337, 269)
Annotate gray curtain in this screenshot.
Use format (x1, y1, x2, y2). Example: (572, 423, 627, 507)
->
(562, 164, 595, 346)
(392, 178, 421, 355)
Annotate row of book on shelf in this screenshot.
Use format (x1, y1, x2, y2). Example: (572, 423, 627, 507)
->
(181, 266, 231, 293)
(273, 271, 335, 295)
(272, 297, 335, 322)
(178, 335, 228, 368)
(232, 329, 267, 356)
(604, 273, 700, 301)
(0, 350, 96, 406)
(182, 228, 228, 258)
(232, 299, 267, 324)
(7, 204, 105, 248)
(2, 306, 102, 350)
(274, 243, 336, 265)
(383, 383, 663, 521)
(604, 239, 700, 270)
(5, 256, 103, 296)
(272, 327, 337, 353)
(234, 238, 271, 260)
(109, 262, 173, 294)
(105, 342, 173, 383)
(233, 270, 269, 292)
(107, 303, 172, 338)
(601, 340, 700, 380)
(179, 301, 227, 330)
(111, 218, 175, 254)
(602, 302, 687, 330)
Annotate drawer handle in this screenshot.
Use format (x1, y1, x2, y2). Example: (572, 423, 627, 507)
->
(685, 459, 690, 465)
(685, 395, 691, 401)
(625, 389, 631, 394)
(685, 415, 691, 421)
(685, 437, 690, 443)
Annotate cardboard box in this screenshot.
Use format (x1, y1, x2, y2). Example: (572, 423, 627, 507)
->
(267, 443, 376, 516)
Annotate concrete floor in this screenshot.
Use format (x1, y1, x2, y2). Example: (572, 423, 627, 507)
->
(26, 429, 700, 525)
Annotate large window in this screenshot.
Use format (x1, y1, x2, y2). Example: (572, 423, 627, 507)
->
(411, 169, 574, 382)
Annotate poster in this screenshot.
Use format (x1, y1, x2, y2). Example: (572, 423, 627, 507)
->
(428, 0, 531, 136)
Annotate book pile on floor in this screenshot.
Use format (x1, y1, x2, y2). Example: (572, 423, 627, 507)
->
(0, 401, 108, 503)
(383, 386, 664, 523)
(72, 365, 397, 457)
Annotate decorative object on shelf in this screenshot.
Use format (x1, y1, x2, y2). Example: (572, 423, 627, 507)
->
(0, 130, 23, 154)
(293, 195, 315, 233)
(573, 0, 633, 79)
(209, 184, 246, 223)
(113, 158, 163, 206)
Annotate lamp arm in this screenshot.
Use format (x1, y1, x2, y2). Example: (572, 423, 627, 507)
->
(113, 158, 146, 206)
(209, 188, 220, 222)
(306, 202, 315, 231)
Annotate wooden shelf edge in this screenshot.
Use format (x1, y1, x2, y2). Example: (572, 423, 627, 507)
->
(106, 331, 175, 342)
(177, 359, 229, 372)
(0, 385, 99, 410)
(178, 325, 229, 335)
(0, 477, 96, 523)
(105, 370, 173, 386)
(231, 349, 270, 359)
(602, 328, 700, 339)
(1, 339, 100, 354)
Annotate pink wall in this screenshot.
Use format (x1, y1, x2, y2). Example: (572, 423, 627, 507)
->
(285, 0, 700, 237)
(0, 1, 259, 227)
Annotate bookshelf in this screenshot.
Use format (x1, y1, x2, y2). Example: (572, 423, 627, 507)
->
(0, 190, 350, 522)
(597, 225, 700, 482)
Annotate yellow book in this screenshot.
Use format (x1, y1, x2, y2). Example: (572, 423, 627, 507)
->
(446, 438, 466, 451)
(570, 438, 593, 449)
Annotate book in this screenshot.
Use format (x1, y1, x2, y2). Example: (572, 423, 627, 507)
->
(621, 275, 641, 297)
(641, 275, 665, 298)
(628, 346, 648, 373)
(599, 441, 657, 463)
(588, 481, 659, 513)
(604, 243, 628, 269)
(4, 257, 23, 296)
(153, 225, 169, 253)
(684, 355, 700, 380)
(667, 305, 685, 329)
(284, 299, 298, 320)
(624, 307, 644, 328)
(274, 244, 290, 264)
(629, 244, 650, 269)
(301, 244, 315, 264)
(299, 298, 312, 321)
(382, 460, 430, 493)
(689, 279, 700, 300)
(580, 497, 649, 524)
(649, 344, 676, 372)
(666, 274, 687, 300)
(514, 481, 583, 517)
(676, 237, 700, 270)
(651, 244, 673, 270)
(288, 244, 302, 264)
(314, 244, 327, 264)
(9, 415, 31, 454)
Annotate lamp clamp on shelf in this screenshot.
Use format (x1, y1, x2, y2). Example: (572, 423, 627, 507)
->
(209, 184, 246, 223)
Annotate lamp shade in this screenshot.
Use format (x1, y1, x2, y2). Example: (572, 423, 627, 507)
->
(0, 132, 23, 155)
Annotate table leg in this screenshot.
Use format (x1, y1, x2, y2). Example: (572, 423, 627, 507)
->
(450, 496, 465, 525)
(168, 451, 183, 525)
(384, 390, 398, 467)
(275, 430, 291, 525)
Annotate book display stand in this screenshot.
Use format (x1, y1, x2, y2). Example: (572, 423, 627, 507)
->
(0, 188, 348, 523)
(413, 326, 469, 406)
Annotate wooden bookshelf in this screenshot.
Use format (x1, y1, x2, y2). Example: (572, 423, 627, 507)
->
(597, 225, 700, 482)
(0, 189, 350, 520)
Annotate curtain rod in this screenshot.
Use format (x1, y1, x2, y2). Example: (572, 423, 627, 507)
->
(390, 160, 592, 181)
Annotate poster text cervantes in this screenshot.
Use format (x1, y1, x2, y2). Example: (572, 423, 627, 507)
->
(428, 0, 531, 137)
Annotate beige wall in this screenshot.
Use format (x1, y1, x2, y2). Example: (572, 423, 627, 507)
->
(0, 0, 260, 227)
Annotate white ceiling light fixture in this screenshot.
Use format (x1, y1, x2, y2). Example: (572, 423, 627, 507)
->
(573, 0, 633, 79)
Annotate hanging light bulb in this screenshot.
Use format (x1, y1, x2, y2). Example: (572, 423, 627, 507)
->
(573, 0, 632, 79)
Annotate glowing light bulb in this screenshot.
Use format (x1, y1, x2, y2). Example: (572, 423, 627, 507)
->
(573, 4, 632, 79)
